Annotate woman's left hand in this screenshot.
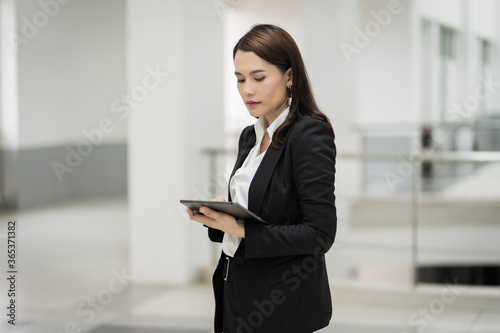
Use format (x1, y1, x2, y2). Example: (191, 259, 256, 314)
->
(187, 197, 245, 238)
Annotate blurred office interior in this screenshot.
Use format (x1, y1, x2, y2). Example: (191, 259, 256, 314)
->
(0, 0, 500, 332)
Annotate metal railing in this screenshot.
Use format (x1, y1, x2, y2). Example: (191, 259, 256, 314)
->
(201, 148, 500, 287)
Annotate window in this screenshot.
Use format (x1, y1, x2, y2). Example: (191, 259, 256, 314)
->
(439, 26, 458, 123)
(479, 38, 495, 116)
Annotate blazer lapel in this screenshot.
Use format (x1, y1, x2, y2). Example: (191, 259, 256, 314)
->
(228, 128, 256, 201)
(248, 127, 292, 216)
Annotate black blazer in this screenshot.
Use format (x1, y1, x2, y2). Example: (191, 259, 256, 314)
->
(209, 117, 337, 333)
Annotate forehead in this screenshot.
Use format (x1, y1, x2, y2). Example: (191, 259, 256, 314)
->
(234, 51, 278, 74)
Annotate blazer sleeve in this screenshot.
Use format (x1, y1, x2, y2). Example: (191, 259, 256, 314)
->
(244, 119, 337, 258)
(208, 227, 224, 243)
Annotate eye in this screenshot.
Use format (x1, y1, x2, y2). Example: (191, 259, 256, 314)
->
(236, 78, 245, 83)
(255, 77, 265, 82)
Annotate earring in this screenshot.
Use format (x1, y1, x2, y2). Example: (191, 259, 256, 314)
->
(288, 85, 292, 106)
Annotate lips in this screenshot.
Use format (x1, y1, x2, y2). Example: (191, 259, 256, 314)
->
(247, 100, 261, 107)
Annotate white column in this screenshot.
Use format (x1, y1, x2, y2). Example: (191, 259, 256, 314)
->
(0, 0, 18, 150)
(127, 0, 224, 285)
(301, 0, 361, 153)
(0, 0, 19, 208)
(301, 0, 362, 202)
(301, 0, 364, 281)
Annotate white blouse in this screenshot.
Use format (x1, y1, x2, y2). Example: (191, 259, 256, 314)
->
(222, 107, 290, 257)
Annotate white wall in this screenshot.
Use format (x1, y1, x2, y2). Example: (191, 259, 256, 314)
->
(418, 0, 464, 29)
(416, 0, 500, 124)
(0, 0, 18, 150)
(128, 0, 224, 285)
(302, 0, 361, 151)
(184, 0, 227, 280)
(356, 0, 414, 125)
(470, 0, 498, 40)
(16, 0, 126, 149)
(419, 0, 499, 40)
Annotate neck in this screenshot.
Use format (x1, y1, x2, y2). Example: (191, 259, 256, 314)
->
(265, 100, 289, 126)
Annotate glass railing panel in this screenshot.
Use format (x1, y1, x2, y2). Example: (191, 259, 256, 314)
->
(415, 158, 500, 286)
(332, 155, 414, 285)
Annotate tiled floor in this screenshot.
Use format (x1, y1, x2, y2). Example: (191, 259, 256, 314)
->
(0, 197, 499, 333)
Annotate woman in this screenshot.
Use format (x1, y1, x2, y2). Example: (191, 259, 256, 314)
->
(187, 24, 336, 333)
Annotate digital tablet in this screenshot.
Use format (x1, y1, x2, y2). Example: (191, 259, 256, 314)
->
(180, 200, 267, 224)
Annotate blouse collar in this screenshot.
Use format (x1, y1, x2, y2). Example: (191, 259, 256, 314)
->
(254, 106, 290, 144)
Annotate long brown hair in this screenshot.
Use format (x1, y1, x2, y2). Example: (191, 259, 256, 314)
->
(233, 24, 334, 146)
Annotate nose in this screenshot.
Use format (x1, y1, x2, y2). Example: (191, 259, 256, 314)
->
(243, 82, 254, 96)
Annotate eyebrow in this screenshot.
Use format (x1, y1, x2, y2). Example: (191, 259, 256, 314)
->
(234, 69, 267, 75)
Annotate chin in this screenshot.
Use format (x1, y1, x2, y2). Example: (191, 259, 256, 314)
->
(248, 110, 263, 119)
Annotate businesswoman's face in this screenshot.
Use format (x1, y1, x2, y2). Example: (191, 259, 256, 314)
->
(234, 51, 292, 124)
